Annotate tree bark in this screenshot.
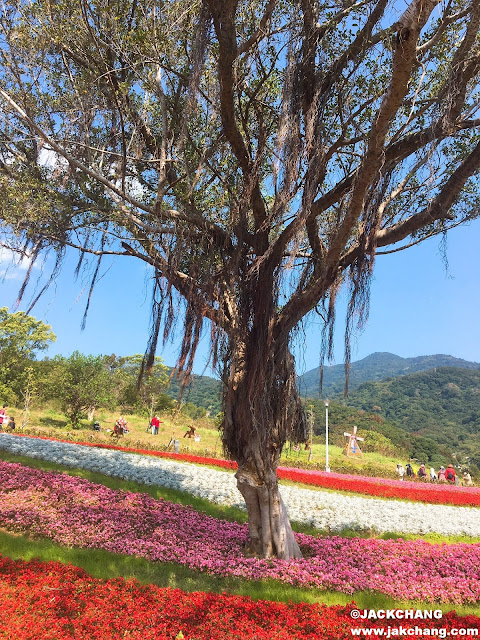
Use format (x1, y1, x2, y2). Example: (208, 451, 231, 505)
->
(236, 462, 302, 559)
(222, 335, 306, 560)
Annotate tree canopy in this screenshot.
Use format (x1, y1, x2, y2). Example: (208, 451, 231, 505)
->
(0, 307, 56, 402)
(0, 307, 56, 360)
(103, 353, 171, 414)
(46, 351, 115, 427)
(1, 0, 480, 558)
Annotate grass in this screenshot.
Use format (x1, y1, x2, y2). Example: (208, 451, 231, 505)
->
(1, 529, 478, 616)
(18, 404, 224, 454)
(11, 403, 413, 479)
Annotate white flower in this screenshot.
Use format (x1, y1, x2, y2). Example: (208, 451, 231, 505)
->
(0, 434, 478, 536)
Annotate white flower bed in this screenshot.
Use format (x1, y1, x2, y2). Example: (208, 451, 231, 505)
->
(0, 434, 478, 537)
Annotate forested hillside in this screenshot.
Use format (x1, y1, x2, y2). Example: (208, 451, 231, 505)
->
(305, 398, 454, 468)
(165, 352, 480, 415)
(166, 371, 222, 415)
(162, 359, 480, 469)
(340, 367, 480, 469)
(298, 352, 480, 396)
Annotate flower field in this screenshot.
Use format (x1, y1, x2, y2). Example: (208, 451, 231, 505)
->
(2, 555, 479, 640)
(1, 459, 480, 604)
(277, 467, 480, 506)
(4, 432, 480, 506)
(0, 436, 480, 638)
(1, 434, 479, 536)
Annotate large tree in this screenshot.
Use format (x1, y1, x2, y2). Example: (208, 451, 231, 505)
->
(47, 351, 115, 427)
(0, 307, 56, 402)
(1, 0, 480, 558)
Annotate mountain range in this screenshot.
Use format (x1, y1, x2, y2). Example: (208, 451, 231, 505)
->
(297, 352, 480, 397)
(167, 352, 480, 466)
(168, 351, 480, 411)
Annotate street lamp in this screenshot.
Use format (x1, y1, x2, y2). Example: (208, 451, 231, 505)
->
(325, 399, 330, 472)
(307, 405, 314, 462)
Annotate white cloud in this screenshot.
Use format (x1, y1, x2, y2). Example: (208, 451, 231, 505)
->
(0, 247, 36, 281)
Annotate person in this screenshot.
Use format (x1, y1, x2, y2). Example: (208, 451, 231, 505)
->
(445, 464, 456, 483)
(405, 463, 414, 478)
(6, 416, 15, 430)
(429, 467, 437, 482)
(112, 423, 122, 437)
(462, 471, 474, 487)
(112, 416, 126, 437)
(396, 464, 405, 481)
(437, 466, 446, 482)
(417, 464, 427, 480)
(150, 415, 162, 435)
(0, 405, 7, 429)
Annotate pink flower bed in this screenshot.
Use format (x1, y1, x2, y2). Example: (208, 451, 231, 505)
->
(0, 460, 479, 605)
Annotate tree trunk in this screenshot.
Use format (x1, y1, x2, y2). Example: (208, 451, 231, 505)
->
(236, 461, 302, 559)
(222, 337, 307, 560)
(87, 407, 96, 422)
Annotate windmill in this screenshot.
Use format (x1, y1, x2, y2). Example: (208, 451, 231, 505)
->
(343, 425, 364, 458)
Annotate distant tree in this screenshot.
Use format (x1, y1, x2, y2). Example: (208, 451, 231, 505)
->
(20, 366, 36, 428)
(1, 0, 480, 558)
(0, 307, 56, 402)
(105, 354, 170, 415)
(410, 436, 439, 463)
(181, 401, 207, 420)
(48, 352, 115, 427)
(362, 431, 397, 457)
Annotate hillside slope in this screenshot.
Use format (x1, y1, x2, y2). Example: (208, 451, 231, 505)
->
(339, 367, 480, 467)
(298, 352, 480, 396)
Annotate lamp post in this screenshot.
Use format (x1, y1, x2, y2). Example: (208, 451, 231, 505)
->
(325, 399, 330, 472)
(307, 405, 314, 462)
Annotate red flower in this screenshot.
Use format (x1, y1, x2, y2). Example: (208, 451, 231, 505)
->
(0, 555, 478, 639)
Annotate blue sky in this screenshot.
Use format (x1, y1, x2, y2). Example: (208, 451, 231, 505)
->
(1, 219, 479, 376)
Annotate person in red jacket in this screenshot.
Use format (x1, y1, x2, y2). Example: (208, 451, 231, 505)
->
(445, 464, 456, 483)
(150, 415, 161, 435)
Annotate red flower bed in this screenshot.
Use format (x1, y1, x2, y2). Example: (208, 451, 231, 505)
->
(4, 433, 480, 506)
(0, 555, 479, 639)
(276, 467, 480, 506)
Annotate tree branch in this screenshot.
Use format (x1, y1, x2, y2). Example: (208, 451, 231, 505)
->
(374, 139, 480, 249)
(238, 0, 276, 56)
(326, 0, 440, 269)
